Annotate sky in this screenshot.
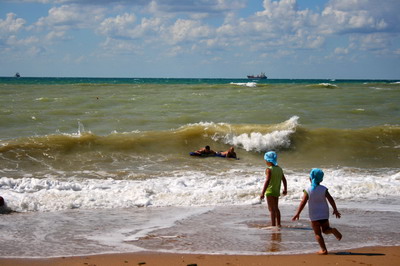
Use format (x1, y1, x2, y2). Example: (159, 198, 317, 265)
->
(0, 0, 399, 79)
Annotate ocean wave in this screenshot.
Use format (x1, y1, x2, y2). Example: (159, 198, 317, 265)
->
(1, 118, 399, 171)
(307, 83, 339, 89)
(0, 117, 298, 158)
(370, 86, 394, 91)
(175, 116, 299, 152)
(229, 82, 257, 87)
(1, 168, 399, 212)
(218, 116, 299, 152)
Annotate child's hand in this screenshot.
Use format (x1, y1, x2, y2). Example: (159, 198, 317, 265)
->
(282, 189, 287, 196)
(292, 214, 300, 221)
(333, 209, 341, 218)
(260, 194, 265, 200)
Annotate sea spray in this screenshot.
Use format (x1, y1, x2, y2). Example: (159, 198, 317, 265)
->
(220, 116, 299, 152)
(1, 168, 400, 212)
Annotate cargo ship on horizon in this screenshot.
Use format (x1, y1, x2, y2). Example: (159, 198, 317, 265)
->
(247, 72, 267, 79)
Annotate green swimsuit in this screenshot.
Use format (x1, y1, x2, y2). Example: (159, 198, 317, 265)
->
(265, 165, 283, 197)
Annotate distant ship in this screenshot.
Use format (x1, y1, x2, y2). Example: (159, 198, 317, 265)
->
(15, 72, 20, 78)
(247, 72, 267, 79)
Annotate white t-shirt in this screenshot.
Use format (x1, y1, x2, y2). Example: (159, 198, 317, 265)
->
(305, 185, 329, 221)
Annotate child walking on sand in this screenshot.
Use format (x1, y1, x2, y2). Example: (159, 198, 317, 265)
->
(260, 151, 287, 227)
(292, 168, 342, 255)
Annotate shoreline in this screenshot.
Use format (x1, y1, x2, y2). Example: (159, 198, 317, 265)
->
(1, 246, 399, 266)
(1, 205, 399, 258)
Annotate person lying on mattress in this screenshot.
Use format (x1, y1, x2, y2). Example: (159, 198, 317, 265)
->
(216, 147, 237, 158)
(193, 145, 216, 156)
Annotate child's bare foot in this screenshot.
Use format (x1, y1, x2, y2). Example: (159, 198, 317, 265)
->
(317, 250, 328, 255)
(332, 228, 342, 241)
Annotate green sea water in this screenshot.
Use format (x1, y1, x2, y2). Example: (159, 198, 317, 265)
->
(1, 77, 399, 257)
(1, 78, 399, 133)
(1, 77, 399, 172)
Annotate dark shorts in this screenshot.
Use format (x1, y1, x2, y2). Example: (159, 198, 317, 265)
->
(312, 219, 328, 224)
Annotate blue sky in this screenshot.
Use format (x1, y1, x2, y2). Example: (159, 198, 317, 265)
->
(1, 0, 399, 79)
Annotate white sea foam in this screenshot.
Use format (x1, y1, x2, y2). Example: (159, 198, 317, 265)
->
(226, 130, 292, 152)
(179, 117, 299, 152)
(1, 168, 399, 257)
(371, 86, 392, 90)
(121, 207, 212, 242)
(318, 83, 338, 88)
(1, 167, 399, 213)
(221, 116, 299, 152)
(230, 82, 257, 87)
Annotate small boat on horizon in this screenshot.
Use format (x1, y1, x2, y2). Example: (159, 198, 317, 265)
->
(15, 72, 20, 78)
(247, 72, 267, 79)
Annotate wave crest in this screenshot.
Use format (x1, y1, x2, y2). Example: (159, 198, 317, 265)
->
(217, 116, 299, 152)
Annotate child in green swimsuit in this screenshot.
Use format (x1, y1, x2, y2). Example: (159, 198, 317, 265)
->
(260, 151, 287, 227)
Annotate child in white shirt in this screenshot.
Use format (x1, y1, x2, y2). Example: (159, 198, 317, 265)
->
(292, 168, 342, 255)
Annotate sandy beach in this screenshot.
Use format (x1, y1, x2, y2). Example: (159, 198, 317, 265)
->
(1, 246, 399, 266)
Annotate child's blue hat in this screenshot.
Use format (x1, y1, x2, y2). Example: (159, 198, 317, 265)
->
(310, 168, 324, 190)
(264, 151, 277, 165)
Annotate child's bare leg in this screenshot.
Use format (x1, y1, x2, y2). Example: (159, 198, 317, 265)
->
(276, 207, 281, 227)
(266, 197, 276, 226)
(321, 220, 342, 241)
(331, 228, 342, 240)
(267, 196, 280, 226)
(311, 221, 328, 255)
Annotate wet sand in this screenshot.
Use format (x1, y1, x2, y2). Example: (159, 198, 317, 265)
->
(1, 205, 399, 258)
(1, 246, 399, 266)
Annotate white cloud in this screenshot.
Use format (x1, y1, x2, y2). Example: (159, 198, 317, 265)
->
(45, 30, 69, 42)
(166, 45, 185, 57)
(334, 47, 349, 55)
(320, 0, 399, 34)
(99, 37, 141, 55)
(0, 13, 39, 55)
(212, 0, 324, 53)
(98, 13, 137, 39)
(35, 4, 105, 30)
(14, 0, 399, 57)
(6, 34, 38, 46)
(349, 33, 392, 52)
(97, 14, 164, 42)
(319, 0, 400, 56)
(168, 19, 213, 44)
(138, 17, 163, 35)
(0, 13, 26, 34)
(1, 34, 42, 56)
(2, 0, 400, 77)
(146, 0, 245, 15)
(12, 0, 245, 14)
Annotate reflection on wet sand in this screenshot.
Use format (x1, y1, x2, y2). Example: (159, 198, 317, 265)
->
(267, 229, 282, 252)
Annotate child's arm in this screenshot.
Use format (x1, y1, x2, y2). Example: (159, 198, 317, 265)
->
(282, 174, 287, 195)
(292, 192, 308, 221)
(326, 190, 341, 218)
(260, 168, 271, 200)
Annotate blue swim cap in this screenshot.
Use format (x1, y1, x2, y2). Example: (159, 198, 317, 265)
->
(264, 151, 277, 165)
(310, 168, 324, 190)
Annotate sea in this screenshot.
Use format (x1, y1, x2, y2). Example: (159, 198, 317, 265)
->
(0, 77, 399, 258)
